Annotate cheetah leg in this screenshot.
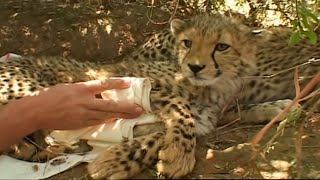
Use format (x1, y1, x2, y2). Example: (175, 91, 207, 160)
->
(3, 139, 37, 161)
(220, 99, 295, 126)
(88, 92, 197, 179)
(151, 95, 197, 178)
(3, 130, 47, 161)
(4, 130, 92, 162)
(88, 132, 164, 179)
(133, 122, 165, 137)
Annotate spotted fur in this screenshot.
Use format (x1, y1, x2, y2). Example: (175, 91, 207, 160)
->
(1, 13, 319, 178)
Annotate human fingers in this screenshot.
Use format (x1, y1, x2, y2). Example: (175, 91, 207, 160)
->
(84, 119, 105, 127)
(77, 79, 131, 94)
(106, 112, 142, 119)
(89, 99, 144, 115)
(86, 118, 117, 126)
(84, 117, 122, 127)
(86, 110, 143, 121)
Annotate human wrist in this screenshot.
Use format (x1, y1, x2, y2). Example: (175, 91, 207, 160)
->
(3, 96, 40, 134)
(0, 96, 40, 151)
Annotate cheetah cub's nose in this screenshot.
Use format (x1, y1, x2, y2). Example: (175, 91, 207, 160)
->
(188, 64, 206, 75)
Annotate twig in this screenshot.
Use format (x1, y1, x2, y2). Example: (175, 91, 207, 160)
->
(296, 121, 304, 179)
(242, 58, 320, 79)
(288, 145, 320, 148)
(299, 88, 320, 102)
(219, 82, 246, 121)
(217, 125, 265, 137)
(251, 71, 320, 149)
(217, 117, 240, 131)
(146, 0, 180, 25)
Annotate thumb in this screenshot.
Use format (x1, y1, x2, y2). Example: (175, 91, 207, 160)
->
(78, 79, 131, 94)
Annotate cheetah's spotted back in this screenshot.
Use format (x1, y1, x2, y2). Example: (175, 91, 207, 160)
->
(1, 13, 319, 178)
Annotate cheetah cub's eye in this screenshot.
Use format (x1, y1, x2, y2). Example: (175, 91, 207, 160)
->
(215, 43, 230, 51)
(182, 39, 192, 48)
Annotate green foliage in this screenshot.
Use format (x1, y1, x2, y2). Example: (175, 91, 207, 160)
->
(289, 3, 320, 46)
(264, 107, 305, 154)
(283, 108, 305, 126)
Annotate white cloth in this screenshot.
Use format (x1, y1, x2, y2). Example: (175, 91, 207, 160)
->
(0, 53, 160, 179)
(49, 77, 159, 147)
(0, 53, 22, 62)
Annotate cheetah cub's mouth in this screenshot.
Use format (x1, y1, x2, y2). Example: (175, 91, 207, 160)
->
(187, 75, 221, 86)
(170, 14, 263, 87)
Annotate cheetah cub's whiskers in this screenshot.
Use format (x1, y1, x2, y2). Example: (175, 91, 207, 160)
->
(1, 13, 319, 179)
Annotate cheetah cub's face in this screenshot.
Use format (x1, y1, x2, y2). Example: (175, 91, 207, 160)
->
(171, 13, 265, 86)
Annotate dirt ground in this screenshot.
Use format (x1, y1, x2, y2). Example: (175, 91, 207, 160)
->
(1, 0, 320, 179)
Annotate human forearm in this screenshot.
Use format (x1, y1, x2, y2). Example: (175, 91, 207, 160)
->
(0, 79, 144, 153)
(0, 97, 37, 153)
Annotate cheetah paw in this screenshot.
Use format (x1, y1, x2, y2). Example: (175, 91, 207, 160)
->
(244, 99, 295, 124)
(88, 147, 141, 179)
(258, 99, 295, 120)
(88, 133, 163, 179)
(4, 140, 37, 161)
(156, 141, 196, 178)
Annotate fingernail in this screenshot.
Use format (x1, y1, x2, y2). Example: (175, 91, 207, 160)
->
(106, 118, 117, 123)
(100, 79, 109, 85)
(111, 78, 131, 86)
(134, 106, 144, 113)
(122, 79, 131, 86)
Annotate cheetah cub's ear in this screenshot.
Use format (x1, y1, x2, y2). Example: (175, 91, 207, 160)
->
(170, 18, 186, 36)
(249, 29, 271, 43)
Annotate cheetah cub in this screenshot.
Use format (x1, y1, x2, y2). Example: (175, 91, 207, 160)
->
(87, 14, 319, 178)
(0, 13, 319, 179)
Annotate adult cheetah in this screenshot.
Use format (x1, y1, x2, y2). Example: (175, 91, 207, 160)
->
(1, 13, 319, 178)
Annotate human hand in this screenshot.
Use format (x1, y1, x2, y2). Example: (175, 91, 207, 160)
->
(21, 79, 144, 130)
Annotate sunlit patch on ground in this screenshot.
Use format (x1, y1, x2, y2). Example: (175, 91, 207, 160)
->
(0, 0, 319, 179)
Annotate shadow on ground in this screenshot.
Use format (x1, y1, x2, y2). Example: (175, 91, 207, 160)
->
(1, 1, 320, 179)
